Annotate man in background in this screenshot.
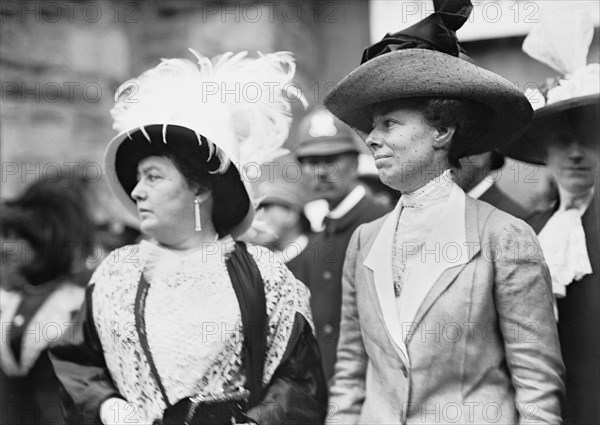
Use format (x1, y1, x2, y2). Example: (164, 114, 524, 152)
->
(293, 108, 391, 380)
(454, 151, 528, 219)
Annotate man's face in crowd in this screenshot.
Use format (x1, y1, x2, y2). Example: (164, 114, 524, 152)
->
(546, 131, 599, 195)
(299, 152, 359, 207)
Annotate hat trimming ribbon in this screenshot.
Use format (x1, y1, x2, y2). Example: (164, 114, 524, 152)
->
(362, 0, 473, 63)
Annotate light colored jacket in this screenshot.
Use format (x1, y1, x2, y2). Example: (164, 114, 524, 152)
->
(328, 186, 564, 425)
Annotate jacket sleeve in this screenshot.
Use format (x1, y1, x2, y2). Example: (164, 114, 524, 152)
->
(326, 227, 368, 424)
(49, 284, 123, 425)
(245, 312, 328, 425)
(492, 215, 565, 424)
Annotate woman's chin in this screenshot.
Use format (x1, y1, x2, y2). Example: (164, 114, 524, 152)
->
(378, 171, 400, 191)
(138, 221, 157, 239)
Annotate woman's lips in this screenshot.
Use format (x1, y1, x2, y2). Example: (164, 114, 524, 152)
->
(564, 166, 591, 171)
(374, 154, 392, 165)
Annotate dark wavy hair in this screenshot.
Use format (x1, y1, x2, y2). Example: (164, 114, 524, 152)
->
(1, 177, 95, 286)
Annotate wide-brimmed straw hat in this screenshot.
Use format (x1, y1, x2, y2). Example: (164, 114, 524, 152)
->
(501, 4, 599, 165)
(104, 50, 301, 238)
(323, 0, 533, 156)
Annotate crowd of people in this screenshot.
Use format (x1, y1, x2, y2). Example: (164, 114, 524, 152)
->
(1, 0, 598, 424)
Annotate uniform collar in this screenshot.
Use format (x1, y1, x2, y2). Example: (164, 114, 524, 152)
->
(327, 185, 366, 219)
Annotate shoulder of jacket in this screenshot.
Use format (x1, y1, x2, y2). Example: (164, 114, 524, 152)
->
(353, 213, 389, 247)
(481, 202, 537, 245)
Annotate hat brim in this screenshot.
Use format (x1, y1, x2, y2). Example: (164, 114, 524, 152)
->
(501, 94, 600, 165)
(104, 124, 254, 238)
(323, 49, 533, 155)
(295, 140, 359, 158)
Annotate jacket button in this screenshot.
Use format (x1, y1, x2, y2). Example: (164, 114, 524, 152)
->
(323, 323, 335, 335)
(323, 270, 333, 280)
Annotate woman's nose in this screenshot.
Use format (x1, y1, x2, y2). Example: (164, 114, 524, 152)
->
(365, 129, 383, 150)
(567, 142, 585, 161)
(131, 181, 145, 201)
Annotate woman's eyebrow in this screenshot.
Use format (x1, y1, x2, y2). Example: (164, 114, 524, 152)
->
(138, 164, 161, 174)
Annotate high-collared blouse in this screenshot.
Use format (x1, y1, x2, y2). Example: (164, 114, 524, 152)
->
(392, 170, 454, 302)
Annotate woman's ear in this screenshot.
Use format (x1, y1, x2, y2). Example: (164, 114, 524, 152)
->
(194, 184, 212, 202)
(433, 126, 456, 149)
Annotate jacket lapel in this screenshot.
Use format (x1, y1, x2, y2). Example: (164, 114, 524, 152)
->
(405, 190, 482, 344)
(363, 201, 410, 361)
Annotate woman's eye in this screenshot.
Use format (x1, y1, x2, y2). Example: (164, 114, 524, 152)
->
(147, 174, 161, 182)
(383, 119, 396, 129)
(372, 117, 396, 131)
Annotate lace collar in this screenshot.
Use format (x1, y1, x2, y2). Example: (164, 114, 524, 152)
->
(141, 236, 236, 283)
(400, 169, 454, 210)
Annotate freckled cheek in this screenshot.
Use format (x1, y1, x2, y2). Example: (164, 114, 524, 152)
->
(389, 138, 422, 162)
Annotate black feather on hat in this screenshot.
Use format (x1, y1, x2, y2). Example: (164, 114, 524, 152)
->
(362, 0, 472, 63)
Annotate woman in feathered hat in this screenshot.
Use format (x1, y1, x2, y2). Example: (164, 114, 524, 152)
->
(49, 51, 327, 425)
(322, 1, 564, 423)
(501, 5, 599, 424)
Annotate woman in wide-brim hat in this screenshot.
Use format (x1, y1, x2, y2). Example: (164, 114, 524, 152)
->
(501, 6, 599, 423)
(49, 50, 327, 425)
(322, 1, 564, 424)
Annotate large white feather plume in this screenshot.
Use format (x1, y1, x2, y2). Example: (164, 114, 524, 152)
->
(111, 49, 306, 174)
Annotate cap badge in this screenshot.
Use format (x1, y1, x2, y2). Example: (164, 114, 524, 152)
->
(308, 110, 338, 137)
